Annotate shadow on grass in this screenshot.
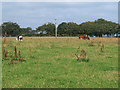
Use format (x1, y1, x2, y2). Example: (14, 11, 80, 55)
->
(30, 56, 35, 58)
(106, 56, 112, 58)
(88, 44, 95, 46)
(79, 58, 89, 62)
(74, 58, 89, 62)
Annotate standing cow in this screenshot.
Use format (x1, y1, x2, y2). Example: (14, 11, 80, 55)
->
(16, 35, 23, 41)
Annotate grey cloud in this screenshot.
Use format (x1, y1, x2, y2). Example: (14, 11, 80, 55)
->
(2, 2, 118, 29)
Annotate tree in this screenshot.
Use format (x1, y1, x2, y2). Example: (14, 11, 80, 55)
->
(79, 18, 119, 37)
(36, 23, 55, 36)
(21, 27, 33, 34)
(57, 22, 68, 36)
(57, 22, 79, 36)
(95, 18, 107, 23)
(36, 25, 45, 34)
(67, 22, 79, 36)
(79, 22, 96, 36)
(2, 22, 21, 36)
(1, 18, 119, 37)
(95, 19, 118, 35)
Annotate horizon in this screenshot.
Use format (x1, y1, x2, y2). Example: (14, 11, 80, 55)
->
(1, 18, 118, 30)
(2, 2, 118, 30)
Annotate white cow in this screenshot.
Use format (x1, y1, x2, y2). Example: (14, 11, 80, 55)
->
(16, 35, 23, 41)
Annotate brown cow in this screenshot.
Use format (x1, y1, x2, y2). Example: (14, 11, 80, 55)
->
(79, 36, 90, 40)
(84, 36, 90, 40)
(79, 36, 84, 39)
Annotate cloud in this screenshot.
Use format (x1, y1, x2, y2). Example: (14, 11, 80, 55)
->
(2, 0, 120, 2)
(2, 2, 118, 29)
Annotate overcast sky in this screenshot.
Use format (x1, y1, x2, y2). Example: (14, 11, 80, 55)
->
(2, 2, 118, 30)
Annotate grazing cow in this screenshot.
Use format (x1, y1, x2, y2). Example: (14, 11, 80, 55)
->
(79, 36, 90, 40)
(16, 35, 23, 41)
(84, 36, 90, 40)
(79, 36, 84, 39)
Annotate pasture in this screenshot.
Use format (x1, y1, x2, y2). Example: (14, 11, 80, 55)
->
(2, 37, 118, 88)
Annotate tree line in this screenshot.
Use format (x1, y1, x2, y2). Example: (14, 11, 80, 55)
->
(1, 18, 120, 37)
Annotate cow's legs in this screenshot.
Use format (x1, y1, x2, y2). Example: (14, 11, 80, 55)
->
(20, 38, 23, 41)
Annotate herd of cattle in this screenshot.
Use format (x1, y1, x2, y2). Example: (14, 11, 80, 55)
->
(16, 35, 90, 41)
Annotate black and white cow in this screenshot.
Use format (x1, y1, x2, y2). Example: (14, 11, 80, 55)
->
(16, 35, 23, 41)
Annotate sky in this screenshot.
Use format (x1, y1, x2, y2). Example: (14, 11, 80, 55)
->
(2, 2, 118, 30)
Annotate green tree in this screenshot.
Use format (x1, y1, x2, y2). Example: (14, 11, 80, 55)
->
(95, 18, 118, 35)
(79, 22, 95, 36)
(20, 27, 34, 36)
(79, 18, 119, 37)
(57, 22, 79, 36)
(57, 22, 68, 36)
(36, 23, 55, 36)
(2, 22, 21, 36)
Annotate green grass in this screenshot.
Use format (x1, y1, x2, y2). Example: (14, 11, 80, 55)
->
(2, 37, 118, 88)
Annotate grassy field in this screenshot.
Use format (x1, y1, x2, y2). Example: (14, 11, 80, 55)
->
(2, 37, 118, 88)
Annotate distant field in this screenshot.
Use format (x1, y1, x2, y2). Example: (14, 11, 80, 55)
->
(2, 37, 118, 88)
